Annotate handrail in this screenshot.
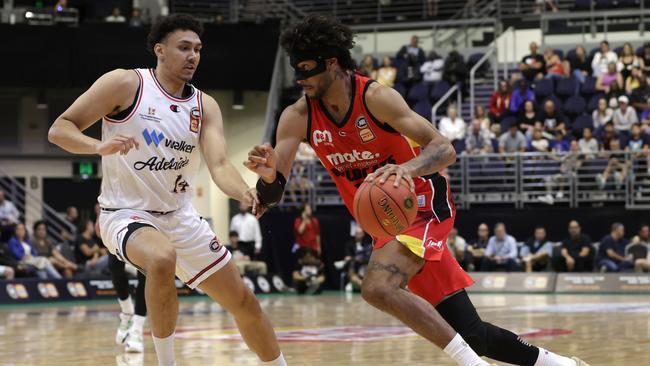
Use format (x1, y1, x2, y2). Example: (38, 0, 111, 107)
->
(431, 83, 460, 125)
(469, 47, 496, 121)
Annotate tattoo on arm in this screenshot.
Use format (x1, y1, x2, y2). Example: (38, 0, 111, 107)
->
(404, 142, 454, 177)
(367, 260, 409, 288)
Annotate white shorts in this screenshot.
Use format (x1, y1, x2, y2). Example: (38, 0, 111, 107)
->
(98, 204, 231, 289)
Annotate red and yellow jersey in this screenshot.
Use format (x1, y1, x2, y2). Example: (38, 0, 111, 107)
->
(305, 73, 454, 223)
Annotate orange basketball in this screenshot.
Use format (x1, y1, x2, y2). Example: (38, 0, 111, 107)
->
(353, 175, 418, 238)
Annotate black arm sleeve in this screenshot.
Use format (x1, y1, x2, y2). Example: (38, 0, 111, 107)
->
(256, 172, 287, 207)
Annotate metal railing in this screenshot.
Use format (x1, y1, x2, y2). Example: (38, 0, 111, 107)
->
(469, 47, 497, 120)
(281, 151, 650, 210)
(431, 83, 461, 125)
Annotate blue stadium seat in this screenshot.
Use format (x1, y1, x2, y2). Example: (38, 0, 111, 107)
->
(556, 78, 577, 99)
(637, 46, 645, 58)
(393, 83, 407, 98)
(574, 0, 592, 10)
(596, 0, 615, 9)
(453, 139, 466, 154)
(573, 114, 594, 131)
(587, 93, 605, 112)
(407, 82, 428, 103)
(566, 48, 577, 61)
(554, 49, 564, 60)
(613, 46, 624, 57)
(467, 53, 488, 78)
(413, 99, 432, 120)
(563, 95, 586, 119)
(430, 81, 451, 101)
(500, 116, 518, 130)
(534, 79, 554, 100)
(580, 76, 597, 96)
(547, 95, 563, 111)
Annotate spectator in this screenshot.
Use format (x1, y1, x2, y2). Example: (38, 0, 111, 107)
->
(632, 224, 650, 272)
(509, 80, 535, 114)
(225, 231, 267, 275)
(229, 201, 262, 258)
(591, 41, 618, 77)
(499, 124, 527, 153)
(596, 62, 623, 95)
(554, 220, 594, 272)
(105, 7, 126, 23)
(375, 56, 397, 87)
(520, 226, 553, 272)
(472, 105, 491, 130)
(75, 220, 109, 277)
(597, 223, 633, 272)
(61, 205, 80, 243)
(32, 220, 77, 278)
(597, 138, 629, 190)
(540, 140, 583, 205)
(466, 223, 490, 271)
(630, 74, 650, 113)
(600, 122, 620, 151)
(489, 80, 511, 123)
(625, 66, 644, 95)
(538, 99, 568, 133)
(438, 105, 466, 143)
(550, 130, 570, 153)
(617, 43, 642, 84)
(530, 128, 550, 152)
(0, 264, 14, 279)
(8, 223, 61, 279)
(519, 42, 545, 82)
(613, 95, 639, 133)
(442, 51, 468, 87)
(642, 43, 650, 75)
(543, 48, 565, 80)
(578, 127, 599, 159)
(626, 123, 650, 172)
(569, 45, 592, 85)
(346, 229, 372, 292)
(213, 11, 224, 26)
(465, 120, 493, 155)
(534, 0, 558, 13)
(0, 190, 20, 243)
(446, 228, 467, 267)
(396, 35, 425, 65)
(420, 51, 444, 84)
(129, 8, 144, 27)
(288, 142, 316, 204)
(358, 55, 375, 78)
(592, 97, 614, 130)
(481, 223, 519, 271)
(344, 228, 371, 263)
(294, 204, 321, 254)
(518, 100, 538, 134)
(292, 248, 325, 295)
(396, 53, 422, 88)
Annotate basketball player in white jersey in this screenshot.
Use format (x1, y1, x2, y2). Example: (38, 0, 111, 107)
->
(48, 14, 286, 366)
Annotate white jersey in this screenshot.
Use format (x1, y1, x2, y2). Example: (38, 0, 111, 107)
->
(98, 68, 204, 212)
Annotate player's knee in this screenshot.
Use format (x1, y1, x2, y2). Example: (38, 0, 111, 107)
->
(232, 287, 263, 319)
(457, 321, 488, 356)
(146, 247, 176, 277)
(360, 281, 392, 309)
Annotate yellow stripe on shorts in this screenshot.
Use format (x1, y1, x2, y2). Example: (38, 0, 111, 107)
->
(396, 234, 426, 258)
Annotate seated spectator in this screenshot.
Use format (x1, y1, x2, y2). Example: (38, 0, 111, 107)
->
(630, 74, 650, 113)
(294, 204, 321, 255)
(344, 228, 372, 264)
(568, 45, 592, 85)
(530, 128, 550, 152)
(499, 124, 527, 153)
(105, 7, 126, 23)
(473, 105, 491, 131)
(0, 264, 14, 279)
(396, 35, 425, 65)
(0, 243, 16, 279)
(466, 223, 490, 271)
(625, 66, 643, 95)
(632, 224, 650, 272)
(520, 226, 553, 272)
(613, 95, 639, 133)
(540, 140, 583, 205)
(518, 100, 538, 134)
(446, 228, 467, 267)
(465, 120, 493, 155)
(600, 122, 621, 151)
(538, 99, 568, 133)
(617, 43, 642, 84)
(61, 205, 80, 243)
(8, 223, 61, 279)
(420, 51, 444, 84)
(75, 220, 109, 277)
(489, 80, 511, 124)
(396, 53, 422, 88)
(543, 48, 565, 80)
(509, 80, 535, 114)
(358, 55, 375, 78)
(554, 220, 594, 272)
(550, 130, 570, 153)
(519, 42, 545, 82)
(642, 43, 650, 75)
(346, 230, 372, 292)
(442, 50, 468, 87)
(481, 223, 519, 271)
(32, 220, 77, 278)
(597, 223, 633, 272)
(597, 138, 628, 189)
(293, 248, 325, 295)
(439, 105, 466, 143)
(593, 97, 614, 130)
(226, 231, 267, 275)
(0, 189, 20, 243)
(596, 62, 623, 95)
(591, 40, 618, 77)
(626, 124, 650, 172)
(129, 8, 144, 27)
(375, 56, 397, 87)
(578, 127, 599, 159)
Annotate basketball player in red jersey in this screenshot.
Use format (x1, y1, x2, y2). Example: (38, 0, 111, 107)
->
(246, 15, 589, 366)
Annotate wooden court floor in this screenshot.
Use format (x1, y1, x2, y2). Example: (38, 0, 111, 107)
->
(1, 293, 649, 365)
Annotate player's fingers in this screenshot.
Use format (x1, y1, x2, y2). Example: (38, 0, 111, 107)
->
(406, 176, 416, 192)
(379, 169, 394, 184)
(248, 156, 267, 164)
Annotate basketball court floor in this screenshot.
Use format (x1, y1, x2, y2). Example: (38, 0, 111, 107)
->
(1, 292, 649, 365)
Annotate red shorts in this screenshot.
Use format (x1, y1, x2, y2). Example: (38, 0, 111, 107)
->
(373, 212, 474, 305)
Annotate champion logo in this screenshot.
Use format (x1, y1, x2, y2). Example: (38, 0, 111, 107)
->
(142, 129, 165, 147)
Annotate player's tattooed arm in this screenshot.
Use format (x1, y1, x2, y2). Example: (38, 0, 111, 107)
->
(363, 83, 456, 177)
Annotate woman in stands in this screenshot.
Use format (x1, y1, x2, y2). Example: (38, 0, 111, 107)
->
(375, 56, 397, 88)
(32, 220, 77, 278)
(8, 223, 62, 279)
(596, 62, 624, 96)
(544, 48, 565, 80)
(617, 42, 644, 86)
(568, 45, 591, 85)
(593, 97, 614, 131)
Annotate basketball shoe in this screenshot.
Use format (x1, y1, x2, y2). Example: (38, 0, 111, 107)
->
(125, 331, 144, 353)
(116, 312, 133, 344)
(571, 357, 590, 366)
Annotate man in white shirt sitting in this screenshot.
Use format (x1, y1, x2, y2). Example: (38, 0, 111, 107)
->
(591, 41, 618, 77)
(230, 201, 263, 258)
(438, 105, 467, 144)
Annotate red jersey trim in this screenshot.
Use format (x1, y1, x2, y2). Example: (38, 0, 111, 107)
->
(148, 68, 196, 102)
(103, 69, 144, 124)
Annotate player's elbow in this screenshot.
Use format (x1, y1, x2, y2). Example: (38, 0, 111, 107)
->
(442, 141, 457, 166)
(47, 120, 61, 145)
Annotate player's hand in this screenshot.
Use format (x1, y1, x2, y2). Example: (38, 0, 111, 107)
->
(241, 187, 267, 218)
(365, 164, 415, 192)
(244, 143, 277, 182)
(95, 134, 139, 156)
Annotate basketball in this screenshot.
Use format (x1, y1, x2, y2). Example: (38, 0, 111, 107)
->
(353, 175, 418, 238)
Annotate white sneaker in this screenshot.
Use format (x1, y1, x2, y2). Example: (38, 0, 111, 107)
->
(115, 353, 143, 366)
(124, 331, 144, 353)
(116, 313, 132, 345)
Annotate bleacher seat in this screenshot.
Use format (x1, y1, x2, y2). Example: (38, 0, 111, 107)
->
(596, 0, 615, 9)
(547, 95, 563, 111)
(430, 81, 451, 101)
(554, 49, 564, 60)
(587, 93, 605, 112)
(393, 83, 407, 98)
(413, 99, 432, 121)
(566, 48, 577, 61)
(534, 79, 554, 100)
(407, 82, 428, 104)
(574, 0, 592, 10)
(573, 114, 594, 131)
(613, 46, 624, 57)
(556, 78, 578, 99)
(564, 95, 587, 119)
(467, 53, 488, 77)
(580, 76, 597, 97)
(453, 139, 466, 154)
(500, 116, 518, 130)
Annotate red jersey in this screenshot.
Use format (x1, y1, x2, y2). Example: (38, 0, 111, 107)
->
(306, 74, 454, 224)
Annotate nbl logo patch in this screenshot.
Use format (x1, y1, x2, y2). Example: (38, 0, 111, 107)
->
(355, 116, 375, 143)
(209, 237, 222, 252)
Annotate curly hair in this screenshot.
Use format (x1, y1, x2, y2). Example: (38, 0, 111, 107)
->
(280, 15, 355, 71)
(147, 14, 204, 55)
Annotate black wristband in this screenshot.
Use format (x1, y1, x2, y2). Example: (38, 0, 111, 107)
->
(256, 172, 287, 207)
